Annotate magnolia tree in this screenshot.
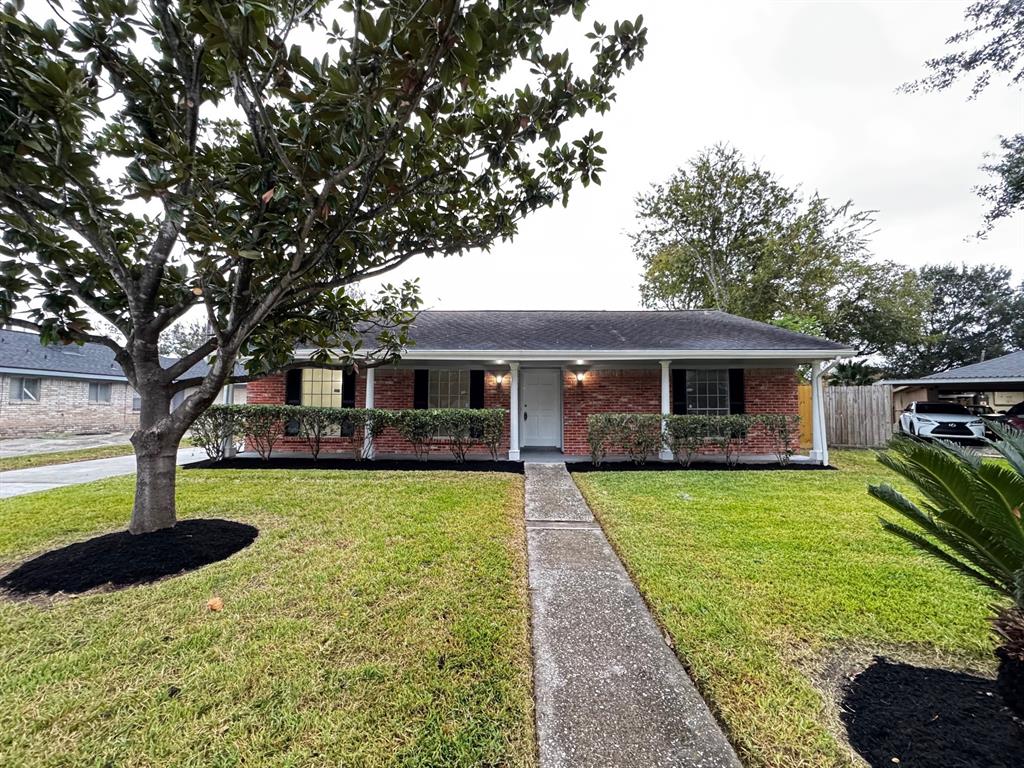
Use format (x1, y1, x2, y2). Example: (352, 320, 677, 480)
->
(0, 0, 646, 533)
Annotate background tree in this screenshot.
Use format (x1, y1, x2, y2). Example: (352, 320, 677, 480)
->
(158, 318, 209, 358)
(904, 0, 1024, 231)
(633, 145, 927, 356)
(0, 0, 646, 533)
(827, 360, 879, 386)
(882, 263, 1024, 377)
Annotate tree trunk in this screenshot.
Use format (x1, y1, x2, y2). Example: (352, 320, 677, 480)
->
(130, 445, 180, 534)
(129, 381, 181, 534)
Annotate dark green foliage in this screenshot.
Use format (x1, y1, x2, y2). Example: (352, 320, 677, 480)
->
(189, 405, 242, 461)
(828, 361, 879, 386)
(632, 145, 927, 356)
(0, 0, 646, 528)
(755, 414, 800, 466)
(392, 408, 505, 462)
(587, 413, 798, 467)
(585, 413, 662, 465)
(239, 405, 287, 461)
(869, 424, 1024, 713)
(882, 263, 1024, 378)
(869, 427, 1024, 606)
(904, 0, 1024, 230)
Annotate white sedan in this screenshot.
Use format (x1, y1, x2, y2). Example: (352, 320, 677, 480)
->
(899, 401, 986, 441)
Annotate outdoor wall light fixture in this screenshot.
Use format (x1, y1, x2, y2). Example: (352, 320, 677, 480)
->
(495, 373, 505, 385)
(575, 370, 586, 384)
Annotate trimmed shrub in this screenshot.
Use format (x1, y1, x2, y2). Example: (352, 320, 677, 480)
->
(241, 404, 294, 460)
(391, 409, 439, 460)
(586, 413, 663, 465)
(664, 415, 705, 467)
(756, 413, 800, 465)
(191, 405, 243, 461)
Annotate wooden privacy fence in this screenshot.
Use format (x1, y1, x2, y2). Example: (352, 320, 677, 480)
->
(797, 383, 894, 448)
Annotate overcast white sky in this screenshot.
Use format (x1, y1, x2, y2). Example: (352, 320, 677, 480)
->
(365, 0, 1024, 311)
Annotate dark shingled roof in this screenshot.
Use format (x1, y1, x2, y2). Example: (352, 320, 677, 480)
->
(401, 310, 848, 352)
(0, 329, 230, 381)
(918, 350, 1024, 382)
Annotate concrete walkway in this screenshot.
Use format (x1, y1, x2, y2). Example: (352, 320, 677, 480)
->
(0, 448, 206, 499)
(525, 463, 741, 768)
(0, 432, 133, 458)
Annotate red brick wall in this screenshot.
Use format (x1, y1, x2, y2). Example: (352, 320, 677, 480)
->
(562, 368, 661, 456)
(249, 366, 511, 457)
(245, 364, 799, 459)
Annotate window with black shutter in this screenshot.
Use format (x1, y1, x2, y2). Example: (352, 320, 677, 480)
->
(671, 369, 687, 415)
(413, 369, 429, 409)
(728, 369, 745, 414)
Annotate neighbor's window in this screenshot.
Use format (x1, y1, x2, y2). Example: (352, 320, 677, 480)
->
(301, 368, 344, 407)
(131, 389, 142, 412)
(685, 369, 730, 415)
(428, 369, 470, 409)
(88, 382, 112, 404)
(10, 376, 41, 403)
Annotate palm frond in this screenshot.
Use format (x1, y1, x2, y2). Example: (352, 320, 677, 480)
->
(880, 519, 1011, 596)
(987, 421, 1024, 476)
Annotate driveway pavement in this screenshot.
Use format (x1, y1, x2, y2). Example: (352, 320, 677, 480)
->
(0, 448, 206, 499)
(0, 432, 133, 458)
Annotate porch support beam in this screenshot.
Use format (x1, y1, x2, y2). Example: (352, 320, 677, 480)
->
(508, 362, 521, 461)
(810, 360, 828, 466)
(659, 360, 673, 461)
(363, 366, 375, 460)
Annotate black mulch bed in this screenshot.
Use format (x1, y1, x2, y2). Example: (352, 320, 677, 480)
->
(566, 460, 835, 473)
(0, 519, 258, 598)
(183, 456, 525, 473)
(841, 657, 1024, 767)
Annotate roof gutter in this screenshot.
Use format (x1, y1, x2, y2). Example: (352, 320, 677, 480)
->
(878, 377, 1024, 386)
(297, 347, 853, 363)
(0, 367, 127, 382)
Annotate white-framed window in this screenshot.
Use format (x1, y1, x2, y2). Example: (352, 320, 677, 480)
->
(685, 369, 730, 415)
(9, 376, 41, 403)
(301, 368, 344, 407)
(131, 389, 142, 412)
(428, 369, 470, 409)
(88, 381, 112, 404)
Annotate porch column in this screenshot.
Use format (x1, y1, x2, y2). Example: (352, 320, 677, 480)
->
(810, 361, 828, 466)
(362, 366, 375, 459)
(508, 362, 520, 461)
(223, 382, 237, 459)
(659, 360, 673, 461)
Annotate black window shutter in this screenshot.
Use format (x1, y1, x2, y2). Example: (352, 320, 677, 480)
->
(413, 369, 429, 409)
(285, 369, 303, 405)
(728, 369, 745, 414)
(341, 370, 356, 408)
(469, 370, 485, 409)
(672, 369, 687, 415)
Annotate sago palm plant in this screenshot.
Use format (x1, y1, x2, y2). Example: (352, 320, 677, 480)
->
(868, 422, 1024, 717)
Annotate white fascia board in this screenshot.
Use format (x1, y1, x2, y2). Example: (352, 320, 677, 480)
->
(0, 367, 127, 382)
(878, 377, 1024, 387)
(294, 348, 853, 362)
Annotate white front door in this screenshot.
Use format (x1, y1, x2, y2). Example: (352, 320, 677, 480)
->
(520, 368, 561, 447)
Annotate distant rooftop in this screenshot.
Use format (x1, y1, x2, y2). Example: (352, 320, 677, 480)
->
(0, 328, 228, 382)
(881, 350, 1024, 386)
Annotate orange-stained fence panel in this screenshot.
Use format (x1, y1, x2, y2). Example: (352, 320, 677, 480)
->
(797, 383, 813, 447)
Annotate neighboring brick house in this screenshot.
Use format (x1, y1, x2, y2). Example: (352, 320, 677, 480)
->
(248, 310, 852, 463)
(0, 329, 246, 438)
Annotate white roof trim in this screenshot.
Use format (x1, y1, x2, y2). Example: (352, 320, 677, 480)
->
(879, 377, 1024, 386)
(0, 367, 126, 382)
(297, 347, 852, 362)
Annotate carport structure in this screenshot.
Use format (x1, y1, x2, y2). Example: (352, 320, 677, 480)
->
(881, 350, 1024, 417)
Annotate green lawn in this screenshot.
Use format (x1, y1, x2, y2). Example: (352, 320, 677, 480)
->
(0, 438, 195, 472)
(0, 442, 137, 471)
(0, 470, 534, 767)
(574, 450, 1000, 768)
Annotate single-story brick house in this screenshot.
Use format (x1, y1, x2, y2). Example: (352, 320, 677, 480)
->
(249, 310, 851, 463)
(0, 328, 245, 438)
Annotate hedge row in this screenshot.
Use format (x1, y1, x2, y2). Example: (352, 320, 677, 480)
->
(587, 413, 801, 467)
(192, 405, 507, 462)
